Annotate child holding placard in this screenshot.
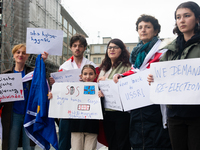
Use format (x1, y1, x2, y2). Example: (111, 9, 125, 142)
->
(49, 64, 101, 150)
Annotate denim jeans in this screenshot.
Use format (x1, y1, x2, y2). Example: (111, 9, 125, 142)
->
(59, 119, 71, 150)
(9, 112, 34, 150)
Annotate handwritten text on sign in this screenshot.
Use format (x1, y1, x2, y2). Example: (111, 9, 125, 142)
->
(150, 58, 200, 104)
(0, 73, 24, 102)
(50, 69, 81, 82)
(48, 82, 103, 119)
(26, 28, 63, 56)
(98, 80, 123, 111)
(118, 69, 152, 111)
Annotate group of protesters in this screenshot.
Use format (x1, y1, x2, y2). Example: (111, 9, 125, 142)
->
(0, 1, 200, 150)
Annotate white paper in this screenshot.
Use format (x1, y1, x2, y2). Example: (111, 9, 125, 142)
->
(0, 73, 24, 102)
(26, 28, 63, 56)
(49, 82, 103, 119)
(50, 69, 81, 82)
(150, 58, 200, 104)
(98, 80, 123, 111)
(118, 69, 152, 111)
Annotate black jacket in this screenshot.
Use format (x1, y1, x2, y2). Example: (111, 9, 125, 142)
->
(129, 105, 172, 150)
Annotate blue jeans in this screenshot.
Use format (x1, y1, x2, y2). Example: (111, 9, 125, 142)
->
(59, 119, 71, 150)
(9, 113, 34, 150)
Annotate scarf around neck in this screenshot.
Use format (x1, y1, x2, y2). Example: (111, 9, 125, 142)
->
(173, 31, 200, 60)
(130, 36, 158, 69)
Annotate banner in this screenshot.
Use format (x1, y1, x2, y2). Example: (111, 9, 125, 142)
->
(150, 58, 200, 104)
(49, 82, 103, 119)
(0, 73, 24, 102)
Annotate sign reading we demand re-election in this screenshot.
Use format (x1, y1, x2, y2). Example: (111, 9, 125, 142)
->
(0, 73, 24, 102)
(150, 58, 200, 104)
(26, 28, 63, 56)
(49, 82, 103, 119)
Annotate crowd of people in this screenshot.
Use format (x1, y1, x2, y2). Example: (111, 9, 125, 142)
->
(0, 1, 200, 150)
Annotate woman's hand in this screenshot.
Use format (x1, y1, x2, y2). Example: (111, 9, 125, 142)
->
(49, 77, 55, 85)
(98, 90, 104, 98)
(97, 76, 107, 82)
(147, 74, 154, 85)
(48, 92, 53, 99)
(41, 51, 48, 61)
(113, 74, 122, 83)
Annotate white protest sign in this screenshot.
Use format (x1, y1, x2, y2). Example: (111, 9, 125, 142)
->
(26, 28, 63, 56)
(98, 80, 123, 111)
(49, 82, 103, 119)
(118, 69, 152, 111)
(50, 69, 81, 82)
(150, 58, 200, 104)
(0, 73, 24, 102)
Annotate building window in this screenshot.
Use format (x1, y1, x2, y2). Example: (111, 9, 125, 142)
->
(98, 57, 101, 64)
(63, 31, 67, 44)
(60, 14, 62, 24)
(69, 24, 72, 33)
(73, 28, 76, 35)
(94, 46, 100, 53)
(63, 46, 67, 56)
(104, 46, 107, 53)
(68, 34, 72, 45)
(93, 58, 97, 64)
(64, 19, 67, 29)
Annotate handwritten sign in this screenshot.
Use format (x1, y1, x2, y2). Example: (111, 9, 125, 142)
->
(118, 69, 152, 111)
(50, 69, 81, 82)
(150, 58, 200, 104)
(98, 80, 123, 111)
(0, 73, 24, 102)
(26, 28, 63, 56)
(49, 82, 103, 119)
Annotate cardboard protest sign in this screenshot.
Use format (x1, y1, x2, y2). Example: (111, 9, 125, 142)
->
(49, 82, 103, 119)
(50, 69, 81, 82)
(118, 69, 152, 111)
(0, 73, 24, 102)
(26, 28, 63, 56)
(98, 80, 123, 111)
(150, 58, 200, 104)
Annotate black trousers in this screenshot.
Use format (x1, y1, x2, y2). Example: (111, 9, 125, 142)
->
(168, 117, 200, 150)
(103, 111, 131, 150)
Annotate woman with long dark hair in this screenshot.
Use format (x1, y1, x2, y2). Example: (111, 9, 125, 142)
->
(148, 1, 200, 150)
(98, 38, 131, 150)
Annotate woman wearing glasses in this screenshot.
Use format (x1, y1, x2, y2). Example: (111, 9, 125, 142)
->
(98, 38, 131, 150)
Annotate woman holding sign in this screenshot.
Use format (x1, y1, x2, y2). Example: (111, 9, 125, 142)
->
(98, 38, 132, 150)
(0, 44, 48, 150)
(148, 1, 200, 150)
(114, 14, 172, 150)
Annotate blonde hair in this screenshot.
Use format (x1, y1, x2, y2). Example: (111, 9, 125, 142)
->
(12, 43, 29, 56)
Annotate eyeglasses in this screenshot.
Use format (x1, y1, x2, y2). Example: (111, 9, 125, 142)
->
(108, 46, 119, 50)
